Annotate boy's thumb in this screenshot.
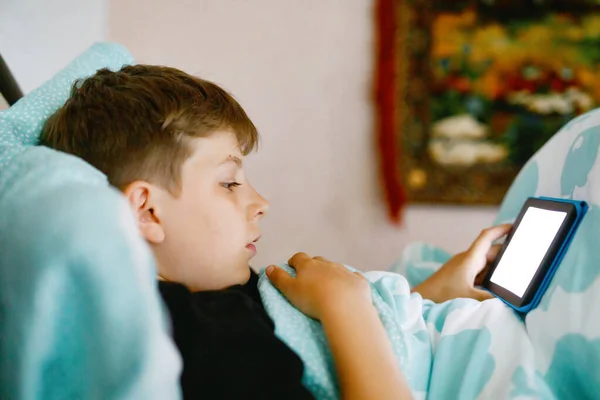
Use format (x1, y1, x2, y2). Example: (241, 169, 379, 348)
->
(266, 265, 294, 295)
(470, 288, 494, 302)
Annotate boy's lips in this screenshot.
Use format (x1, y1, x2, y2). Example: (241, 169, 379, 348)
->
(246, 236, 261, 255)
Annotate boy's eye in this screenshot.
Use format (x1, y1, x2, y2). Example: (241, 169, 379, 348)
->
(221, 182, 242, 191)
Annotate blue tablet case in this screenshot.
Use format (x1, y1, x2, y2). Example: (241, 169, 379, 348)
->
(496, 197, 588, 314)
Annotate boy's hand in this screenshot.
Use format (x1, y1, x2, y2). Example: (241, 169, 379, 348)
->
(266, 253, 372, 320)
(411, 224, 512, 303)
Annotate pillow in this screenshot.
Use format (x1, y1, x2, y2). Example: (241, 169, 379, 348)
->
(495, 110, 600, 398)
(0, 43, 181, 400)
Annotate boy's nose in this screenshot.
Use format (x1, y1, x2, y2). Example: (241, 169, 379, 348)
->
(255, 193, 269, 219)
(247, 185, 269, 221)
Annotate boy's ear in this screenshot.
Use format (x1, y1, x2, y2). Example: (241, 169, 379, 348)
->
(122, 181, 166, 244)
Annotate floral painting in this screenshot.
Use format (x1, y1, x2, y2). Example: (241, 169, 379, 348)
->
(397, 0, 600, 204)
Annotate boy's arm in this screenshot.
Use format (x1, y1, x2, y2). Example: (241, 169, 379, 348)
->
(267, 254, 412, 400)
(320, 298, 412, 400)
(411, 224, 511, 303)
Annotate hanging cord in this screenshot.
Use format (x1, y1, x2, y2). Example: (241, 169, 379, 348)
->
(0, 53, 24, 106)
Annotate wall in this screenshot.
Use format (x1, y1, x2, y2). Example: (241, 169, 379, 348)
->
(0, 0, 107, 94)
(110, 0, 498, 271)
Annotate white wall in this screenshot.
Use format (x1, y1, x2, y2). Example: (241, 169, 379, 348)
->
(109, 0, 497, 271)
(0, 0, 107, 94)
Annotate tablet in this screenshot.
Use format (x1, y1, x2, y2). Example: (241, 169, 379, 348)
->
(482, 197, 588, 313)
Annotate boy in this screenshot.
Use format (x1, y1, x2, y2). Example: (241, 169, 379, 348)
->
(41, 65, 508, 399)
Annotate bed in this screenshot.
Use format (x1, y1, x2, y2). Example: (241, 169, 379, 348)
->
(1, 43, 599, 400)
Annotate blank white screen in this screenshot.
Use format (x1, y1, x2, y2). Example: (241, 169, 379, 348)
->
(490, 207, 566, 297)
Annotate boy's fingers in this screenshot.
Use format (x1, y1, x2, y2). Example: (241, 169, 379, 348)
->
(288, 252, 312, 269)
(266, 265, 295, 295)
(470, 224, 512, 256)
(474, 265, 490, 285)
(353, 271, 368, 281)
(313, 256, 329, 262)
(469, 288, 494, 302)
(486, 244, 503, 263)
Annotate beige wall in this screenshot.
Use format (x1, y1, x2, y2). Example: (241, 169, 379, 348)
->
(110, 0, 498, 271)
(0, 0, 106, 93)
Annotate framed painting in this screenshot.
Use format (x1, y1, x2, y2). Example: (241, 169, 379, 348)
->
(396, 0, 600, 204)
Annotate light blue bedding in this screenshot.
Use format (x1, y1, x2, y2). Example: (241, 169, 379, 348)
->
(0, 43, 181, 400)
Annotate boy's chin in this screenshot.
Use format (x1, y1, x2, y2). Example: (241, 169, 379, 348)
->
(227, 264, 252, 286)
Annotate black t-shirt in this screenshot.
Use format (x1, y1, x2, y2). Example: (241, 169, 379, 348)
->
(158, 271, 314, 399)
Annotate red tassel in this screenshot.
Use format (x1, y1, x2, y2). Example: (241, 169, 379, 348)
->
(375, 0, 406, 224)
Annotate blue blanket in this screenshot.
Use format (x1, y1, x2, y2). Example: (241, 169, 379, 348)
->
(0, 43, 181, 400)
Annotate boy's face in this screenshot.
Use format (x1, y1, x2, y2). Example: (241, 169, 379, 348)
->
(135, 131, 269, 291)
